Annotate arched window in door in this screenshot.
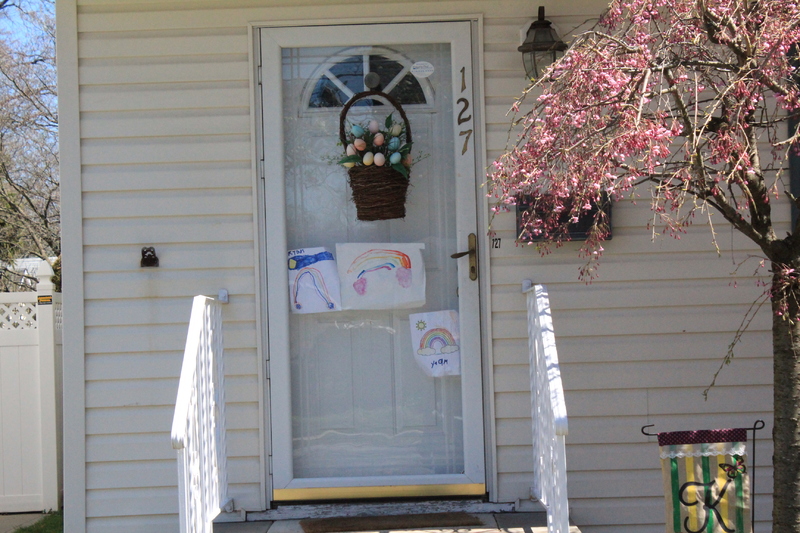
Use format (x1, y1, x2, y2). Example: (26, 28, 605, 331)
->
(302, 46, 434, 110)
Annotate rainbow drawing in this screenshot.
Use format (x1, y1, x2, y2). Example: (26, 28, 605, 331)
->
(417, 327, 459, 356)
(292, 267, 336, 310)
(409, 310, 459, 376)
(347, 249, 412, 276)
(346, 249, 412, 295)
(337, 243, 426, 310)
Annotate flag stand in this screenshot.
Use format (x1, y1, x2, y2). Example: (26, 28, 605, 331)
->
(642, 420, 765, 533)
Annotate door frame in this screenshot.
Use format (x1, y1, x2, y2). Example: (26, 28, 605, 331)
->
(251, 16, 496, 506)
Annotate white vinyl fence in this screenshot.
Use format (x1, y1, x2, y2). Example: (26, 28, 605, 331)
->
(0, 261, 62, 512)
(523, 280, 570, 533)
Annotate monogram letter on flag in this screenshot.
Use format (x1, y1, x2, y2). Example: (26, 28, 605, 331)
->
(658, 428, 751, 533)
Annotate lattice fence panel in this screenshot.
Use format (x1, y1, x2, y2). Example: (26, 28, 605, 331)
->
(0, 302, 38, 330)
(55, 302, 63, 330)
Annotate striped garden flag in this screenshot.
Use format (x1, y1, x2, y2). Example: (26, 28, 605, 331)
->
(659, 428, 751, 533)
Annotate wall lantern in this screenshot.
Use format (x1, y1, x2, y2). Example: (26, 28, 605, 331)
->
(518, 6, 568, 80)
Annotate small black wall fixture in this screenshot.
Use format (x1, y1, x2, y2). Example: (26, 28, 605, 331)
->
(140, 247, 159, 267)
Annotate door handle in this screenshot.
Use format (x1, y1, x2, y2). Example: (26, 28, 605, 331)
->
(450, 233, 478, 281)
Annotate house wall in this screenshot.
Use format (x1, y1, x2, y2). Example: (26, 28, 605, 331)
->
(57, 0, 777, 532)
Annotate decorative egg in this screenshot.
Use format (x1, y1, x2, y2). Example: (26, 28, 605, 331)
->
(387, 138, 400, 151)
(368, 120, 380, 134)
(351, 124, 365, 137)
(354, 138, 367, 151)
(346, 144, 357, 156)
(373, 153, 386, 166)
(389, 124, 403, 136)
(373, 132, 385, 146)
(389, 152, 402, 165)
(362, 152, 374, 166)
(343, 161, 355, 168)
(403, 154, 413, 167)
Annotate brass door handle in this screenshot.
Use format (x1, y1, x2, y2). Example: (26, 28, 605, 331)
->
(450, 233, 478, 281)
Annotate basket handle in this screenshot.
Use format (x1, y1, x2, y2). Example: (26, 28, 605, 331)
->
(339, 90, 413, 148)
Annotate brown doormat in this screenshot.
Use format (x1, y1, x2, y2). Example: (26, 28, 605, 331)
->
(300, 512, 484, 533)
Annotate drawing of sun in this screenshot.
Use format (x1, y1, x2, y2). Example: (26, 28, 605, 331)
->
(415, 320, 427, 331)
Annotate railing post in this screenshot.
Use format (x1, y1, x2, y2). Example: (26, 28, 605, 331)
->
(523, 281, 570, 533)
(36, 260, 60, 511)
(173, 296, 235, 532)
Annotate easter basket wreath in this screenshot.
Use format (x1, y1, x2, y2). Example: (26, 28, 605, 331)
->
(338, 90, 413, 221)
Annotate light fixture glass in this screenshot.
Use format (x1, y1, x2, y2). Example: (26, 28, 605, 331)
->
(517, 6, 568, 80)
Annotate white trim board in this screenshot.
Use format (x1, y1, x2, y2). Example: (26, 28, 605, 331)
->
(248, 13, 487, 29)
(55, 0, 86, 529)
(465, 16, 499, 503)
(247, 22, 269, 513)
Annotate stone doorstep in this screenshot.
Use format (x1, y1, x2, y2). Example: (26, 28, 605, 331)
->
(214, 512, 581, 533)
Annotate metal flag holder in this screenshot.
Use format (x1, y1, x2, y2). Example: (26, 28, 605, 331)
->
(642, 420, 765, 533)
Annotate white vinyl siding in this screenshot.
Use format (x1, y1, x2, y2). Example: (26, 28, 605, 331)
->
(63, 1, 777, 532)
(75, 3, 262, 528)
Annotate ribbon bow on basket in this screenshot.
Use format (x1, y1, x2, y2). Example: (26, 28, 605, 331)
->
(338, 90, 413, 221)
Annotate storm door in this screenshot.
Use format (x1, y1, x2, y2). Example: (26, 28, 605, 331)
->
(259, 21, 484, 501)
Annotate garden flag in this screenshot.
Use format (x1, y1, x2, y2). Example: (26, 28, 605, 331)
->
(658, 428, 751, 533)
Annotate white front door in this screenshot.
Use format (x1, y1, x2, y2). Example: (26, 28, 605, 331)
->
(259, 21, 484, 501)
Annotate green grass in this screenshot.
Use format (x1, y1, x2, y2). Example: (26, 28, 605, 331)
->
(14, 511, 62, 533)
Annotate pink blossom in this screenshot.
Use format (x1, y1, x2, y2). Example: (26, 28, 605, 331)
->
(489, 0, 800, 284)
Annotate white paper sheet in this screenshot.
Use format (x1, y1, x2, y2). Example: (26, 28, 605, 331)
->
(287, 247, 341, 314)
(409, 310, 461, 377)
(336, 243, 426, 310)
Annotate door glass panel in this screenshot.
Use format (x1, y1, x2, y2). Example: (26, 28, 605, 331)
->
(281, 43, 464, 479)
(308, 49, 429, 109)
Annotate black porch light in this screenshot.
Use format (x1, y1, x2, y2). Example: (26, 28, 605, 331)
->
(518, 6, 568, 80)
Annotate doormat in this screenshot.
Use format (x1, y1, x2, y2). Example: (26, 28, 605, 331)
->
(300, 512, 483, 533)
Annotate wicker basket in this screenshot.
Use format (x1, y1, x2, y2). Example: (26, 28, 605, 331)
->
(339, 90, 412, 221)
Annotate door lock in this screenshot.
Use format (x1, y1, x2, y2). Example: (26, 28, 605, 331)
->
(450, 233, 478, 281)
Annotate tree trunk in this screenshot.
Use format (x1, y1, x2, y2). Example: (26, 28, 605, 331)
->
(771, 265, 800, 532)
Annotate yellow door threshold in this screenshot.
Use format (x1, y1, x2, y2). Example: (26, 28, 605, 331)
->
(273, 484, 485, 502)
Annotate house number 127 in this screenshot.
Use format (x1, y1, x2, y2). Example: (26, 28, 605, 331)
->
(458, 67, 472, 155)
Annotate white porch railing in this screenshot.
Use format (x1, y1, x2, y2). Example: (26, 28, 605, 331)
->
(171, 296, 233, 533)
(523, 281, 570, 533)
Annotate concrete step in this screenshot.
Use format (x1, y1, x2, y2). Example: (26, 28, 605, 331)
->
(214, 512, 581, 533)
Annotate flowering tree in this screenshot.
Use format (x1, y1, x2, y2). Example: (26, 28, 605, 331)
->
(0, 0, 59, 290)
(489, 0, 800, 530)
